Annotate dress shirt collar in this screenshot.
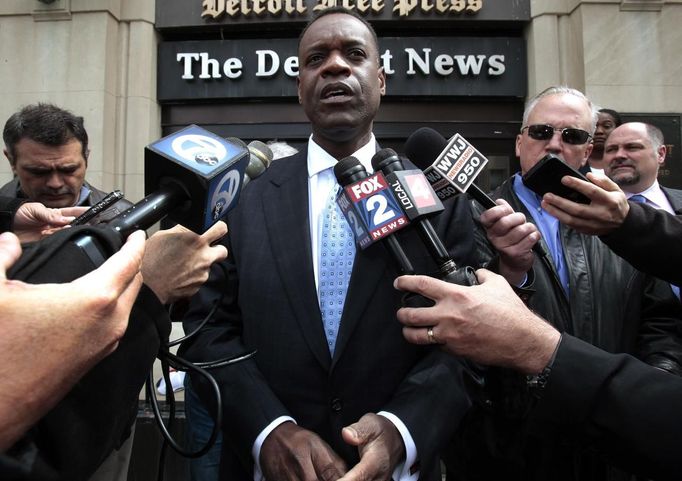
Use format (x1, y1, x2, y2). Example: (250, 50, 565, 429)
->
(626, 181, 673, 213)
(306, 134, 376, 179)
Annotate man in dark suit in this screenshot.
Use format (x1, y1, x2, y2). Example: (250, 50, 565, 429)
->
(180, 7, 478, 481)
(604, 121, 681, 298)
(604, 122, 682, 216)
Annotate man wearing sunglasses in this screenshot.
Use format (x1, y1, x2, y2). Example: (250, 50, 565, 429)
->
(463, 86, 682, 481)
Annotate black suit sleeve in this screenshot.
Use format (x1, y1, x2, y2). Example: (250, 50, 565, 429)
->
(532, 335, 682, 480)
(601, 202, 682, 285)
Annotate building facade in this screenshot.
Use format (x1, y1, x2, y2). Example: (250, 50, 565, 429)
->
(1, 0, 680, 202)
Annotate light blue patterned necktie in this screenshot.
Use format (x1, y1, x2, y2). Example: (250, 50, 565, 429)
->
(318, 180, 356, 355)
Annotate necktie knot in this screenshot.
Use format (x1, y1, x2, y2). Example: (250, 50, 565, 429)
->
(629, 194, 647, 204)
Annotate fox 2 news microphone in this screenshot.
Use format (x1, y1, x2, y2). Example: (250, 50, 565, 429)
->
(333, 155, 415, 276)
(372, 148, 478, 287)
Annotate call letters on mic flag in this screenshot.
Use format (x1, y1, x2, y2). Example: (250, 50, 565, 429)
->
(426, 133, 489, 195)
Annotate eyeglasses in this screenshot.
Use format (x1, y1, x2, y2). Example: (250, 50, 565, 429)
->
(521, 124, 592, 145)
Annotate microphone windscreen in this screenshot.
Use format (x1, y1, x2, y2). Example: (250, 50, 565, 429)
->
(244, 140, 273, 179)
(334, 156, 365, 186)
(248, 140, 273, 168)
(404, 127, 448, 171)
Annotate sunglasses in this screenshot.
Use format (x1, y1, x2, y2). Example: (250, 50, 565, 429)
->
(522, 124, 592, 145)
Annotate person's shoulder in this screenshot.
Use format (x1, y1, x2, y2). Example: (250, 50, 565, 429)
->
(0, 177, 19, 198)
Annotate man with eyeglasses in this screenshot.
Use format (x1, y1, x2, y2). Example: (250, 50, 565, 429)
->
(459, 86, 682, 481)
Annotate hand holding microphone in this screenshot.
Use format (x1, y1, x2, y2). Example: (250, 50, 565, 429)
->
(404, 127, 547, 284)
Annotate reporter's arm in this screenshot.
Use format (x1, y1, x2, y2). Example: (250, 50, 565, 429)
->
(542, 174, 682, 285)
(533, 335, 682, 480)
(0, 230, 145, 450)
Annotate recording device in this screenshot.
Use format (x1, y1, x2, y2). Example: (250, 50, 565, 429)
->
(70, 190, 124, 226)
(404, 127, 549, 260)
(405, 127, 496, 209)
(371, 148, 478, 287)
(226, 137, 273, 187)
(522, 154, 591, 204)
(334, 156, 415, 275)
(108, 124, 251, 238)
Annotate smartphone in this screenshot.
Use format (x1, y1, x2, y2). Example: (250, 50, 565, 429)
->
(522, 155, 590, 204)
(70, 190, 124, 226)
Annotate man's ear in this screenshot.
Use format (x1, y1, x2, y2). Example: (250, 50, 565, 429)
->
(378, 67, 386, 96)
(657, 144, 667, 166)
(580, 143, 593, 167)
(296, 77, 302, 104)
(4, 149, 16, 173)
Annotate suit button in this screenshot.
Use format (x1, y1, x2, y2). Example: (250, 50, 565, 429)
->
(331, 398, 342, 412)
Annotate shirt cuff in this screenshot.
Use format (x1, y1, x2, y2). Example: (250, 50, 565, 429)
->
(378, 411, 419, 481)
(252, 416, 296, 481)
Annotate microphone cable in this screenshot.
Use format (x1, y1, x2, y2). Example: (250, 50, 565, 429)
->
(143, 261, 257, 480)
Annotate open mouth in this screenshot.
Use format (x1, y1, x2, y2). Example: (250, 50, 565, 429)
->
(321, 83, 352, 100)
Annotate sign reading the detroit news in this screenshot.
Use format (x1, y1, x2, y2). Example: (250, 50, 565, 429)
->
(157, 37, 526, 101)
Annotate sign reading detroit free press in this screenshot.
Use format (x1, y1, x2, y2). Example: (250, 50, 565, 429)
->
(157, 36, 526, 101)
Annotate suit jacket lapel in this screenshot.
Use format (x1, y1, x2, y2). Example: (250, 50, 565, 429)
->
(262, 151, 332, 370)
(662, 187, 682, 214)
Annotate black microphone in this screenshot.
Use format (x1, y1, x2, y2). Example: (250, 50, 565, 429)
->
(404, 127, 496, 209)
(333, 156, 415, 276)
(371, 148, 478, 286)
(109, 125, 256, 238)
(405, 127, 548, 260)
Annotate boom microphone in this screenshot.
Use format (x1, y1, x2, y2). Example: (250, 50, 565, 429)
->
(371, 148, 478, 286)
(333, 156, 415, 275)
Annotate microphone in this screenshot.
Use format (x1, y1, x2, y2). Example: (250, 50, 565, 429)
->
(404, 127, 496, 209)
(227, 138, 273, 187)
(405, 127, 548, 260)
(109, 124, 253, 238)
(333, 156, 415, 275)
(371, 148, 478, 286)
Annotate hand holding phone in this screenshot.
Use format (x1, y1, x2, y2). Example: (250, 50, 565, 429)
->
(522, 155, 590, 204)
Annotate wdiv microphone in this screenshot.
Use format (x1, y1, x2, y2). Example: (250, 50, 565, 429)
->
(333, 156, 415, 276)
(372, 148, 478, 287)
(405, 127, 548, 260)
